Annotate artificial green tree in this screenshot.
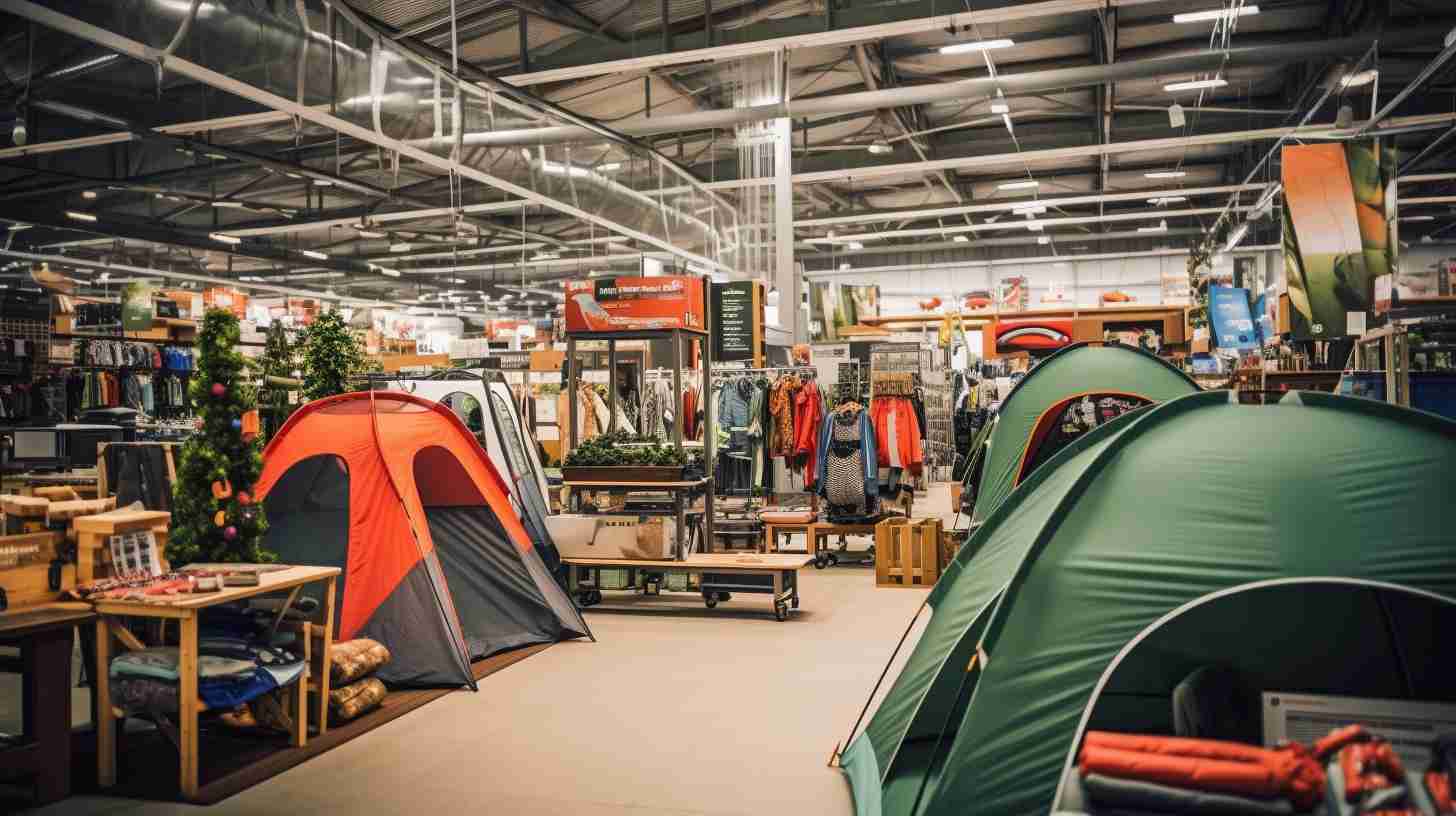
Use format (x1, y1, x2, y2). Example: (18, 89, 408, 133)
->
(257, 321, 300, 441)
(301, 309, 366, 401)
(169, 309, 272, 565)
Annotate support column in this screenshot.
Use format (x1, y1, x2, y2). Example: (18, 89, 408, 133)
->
(772, 115, 799, 340)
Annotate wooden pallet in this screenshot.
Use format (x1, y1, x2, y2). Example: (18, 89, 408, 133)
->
(875, 518, 943, 588)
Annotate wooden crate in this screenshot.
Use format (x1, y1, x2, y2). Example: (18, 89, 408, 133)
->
(875, 518, 943, 588)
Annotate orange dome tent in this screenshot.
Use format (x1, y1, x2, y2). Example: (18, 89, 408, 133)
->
(256, 390, 590, 687)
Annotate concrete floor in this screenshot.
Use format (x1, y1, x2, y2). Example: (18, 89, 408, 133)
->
(19, 521, 937, 816)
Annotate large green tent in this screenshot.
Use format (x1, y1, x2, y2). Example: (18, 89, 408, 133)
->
(842, 390, 1456, 816)
(966, 342, 1198, 525)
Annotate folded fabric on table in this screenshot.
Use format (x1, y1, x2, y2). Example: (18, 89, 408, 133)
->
(1082, 773, 1297, 816)
(330, 638, 391, 685)
(1080, 731, 1326, 811)
(111, 647, 256, 682)
(109, 640, 307, 713)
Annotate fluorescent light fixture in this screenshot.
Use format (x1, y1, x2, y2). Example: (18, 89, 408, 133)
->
(596, 162, 622, 172)
(301, 250, 328, 260)
(376, 266, 401, 277)
(990, 100, 1010, 115)
(847, 241, 865, 250)
(1137, 220, 1169, 233)
(82, 190, 98, 200)
(998, 179, 1040, 190)
(1174, 5, 1259, 23)
(6, 224, 30, 232)
(1037, 235, 1051, 245)
(1027, 223, 1043, 232)
(285, 172, 303, 179)
(939, 38, 1015, 55)
(209, 232, 241, 245)
(1341, 69, 1378, 88)
(531, 252, 560, 261)
(1145, 170, 1187, 179)
(390, 243, 413, 253)
(1149, 196, 1188, 205)
(450, 277, 467, 284)
(1013, 204, 1048, 215)
(65, 210, 97, 222)
(1165, 77, 1229, 92)
(1400, 215, 1436, 222)
(212, 201, 246, 209)
(867, 140, 893, 155)
(952, 235, 970, 243)
(313, 179, 334, 187)
(1224, 222, 1250, 251)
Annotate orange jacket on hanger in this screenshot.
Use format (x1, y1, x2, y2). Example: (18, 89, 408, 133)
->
(869, 396, 924, 475)
(792, 384, 824, 487)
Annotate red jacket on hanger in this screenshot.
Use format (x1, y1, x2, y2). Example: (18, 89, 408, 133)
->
(869, 396, 923, 475)
(792, 385, 824, 487)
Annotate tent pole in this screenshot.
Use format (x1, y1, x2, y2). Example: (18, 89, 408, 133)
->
(835, 598, 932, 762)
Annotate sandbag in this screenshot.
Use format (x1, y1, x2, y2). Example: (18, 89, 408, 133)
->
(329, 677, 387, 722)
(330, 638, 391, 685)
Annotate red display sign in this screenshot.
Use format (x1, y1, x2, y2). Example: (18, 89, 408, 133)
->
(564, 276, 706, 333)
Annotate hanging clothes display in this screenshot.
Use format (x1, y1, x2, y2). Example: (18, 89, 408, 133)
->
(682, 387, 699, 441)
(814, 405, 880, 522)
(556, 382, 599, 443)
(870, 395, 925, 476)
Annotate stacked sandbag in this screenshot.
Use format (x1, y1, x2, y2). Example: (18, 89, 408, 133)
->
(327, 639, 391, 723)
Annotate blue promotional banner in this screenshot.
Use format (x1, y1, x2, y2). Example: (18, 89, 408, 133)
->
(1210, 285, 1259, 350)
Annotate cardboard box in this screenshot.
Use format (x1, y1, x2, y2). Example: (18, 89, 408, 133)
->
(564, 276, 706, 333)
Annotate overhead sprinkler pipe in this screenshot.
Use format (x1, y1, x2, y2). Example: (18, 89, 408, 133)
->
(448, 27, 1448, 146)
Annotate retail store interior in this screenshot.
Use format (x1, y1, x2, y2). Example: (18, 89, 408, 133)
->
(1, 0, 1456, 814)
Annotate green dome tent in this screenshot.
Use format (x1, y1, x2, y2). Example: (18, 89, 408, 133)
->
(965, 342, 1198, 525)
(841, 390, 1456, 816)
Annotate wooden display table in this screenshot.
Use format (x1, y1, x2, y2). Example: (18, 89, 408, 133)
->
(564, 478, 714, 559)
(563, 553, 811, 621)
(807, 521, 881, 567)
(93, 565, 340, 802)
(763, 520, 816, 556)
(0, 602, 96, 806)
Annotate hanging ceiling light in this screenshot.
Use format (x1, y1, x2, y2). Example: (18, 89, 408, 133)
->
(1145, 170, 1187, 179)
(846, 241, 865, 250)
(389, 242, 413, 253)
(998, 179, 1040, 190)
(301, 250, 329, 260)
(866, 140, 893, 155)
(1164, 77, 1229, 92)
(1148, 196, 1187, 206)
(1173, 5, 1259, 23)
(939, 38, 1015, 55)
(209, 232, 241, 245)
(1224, 222, 1250, 251)
(952, 235, 970, 243)
(1341, 69, 1379, 88)
(65, 210, 97, 222)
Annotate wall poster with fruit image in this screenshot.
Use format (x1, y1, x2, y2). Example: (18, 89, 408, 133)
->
(1280, 140, 1395, 339)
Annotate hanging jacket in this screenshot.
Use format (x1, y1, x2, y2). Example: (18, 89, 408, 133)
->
(870, 396, 925, 475)
(814, 407, 879, 500)
(792, 384, 824, 488)
(682, 387, 698, 440)
(768, 375, 798, 457)
(718, 377, 753, 431)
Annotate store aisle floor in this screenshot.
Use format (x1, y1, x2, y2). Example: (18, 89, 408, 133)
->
(29, 549, 928, 816)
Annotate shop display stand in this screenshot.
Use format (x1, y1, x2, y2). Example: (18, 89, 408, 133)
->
(560, 327, 812, 621)
(564, 327, 714, 561)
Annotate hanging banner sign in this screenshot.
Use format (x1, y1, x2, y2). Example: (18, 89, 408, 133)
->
(564, 275, 706, 333)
